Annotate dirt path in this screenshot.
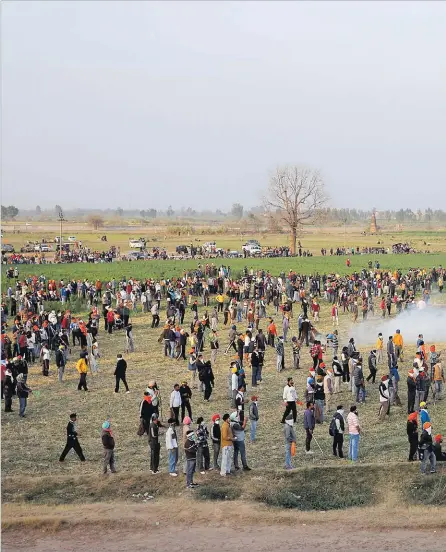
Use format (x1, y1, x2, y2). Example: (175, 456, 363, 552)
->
(4, 525, 445, 552)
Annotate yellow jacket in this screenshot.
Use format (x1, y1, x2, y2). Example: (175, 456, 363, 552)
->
(393, 334, 403, 347)
(76, 358, 88, 374)
(375, 338, 383, 350)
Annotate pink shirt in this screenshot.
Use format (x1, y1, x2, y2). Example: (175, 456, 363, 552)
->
(347, 412, 360, 435)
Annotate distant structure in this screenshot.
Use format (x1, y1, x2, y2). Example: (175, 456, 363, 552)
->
(370, 211, 378, 234)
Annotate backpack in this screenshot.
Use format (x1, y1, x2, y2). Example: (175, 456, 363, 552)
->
(329, 415, 337, 437)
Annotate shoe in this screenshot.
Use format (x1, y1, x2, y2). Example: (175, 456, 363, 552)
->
(191, 483, 199, 487)
(305, 450, 314, 455)
(235, 467, 240, 471)
(126, 391, 130, 394)
(187, 485, 195, 489)
(150, 470, 154, 474)
(208, 467, 214, 471)
(430, 470, 437, 474)
(243, 466, 252, 471)
(200, 471, 205, 475)
(169, 473, 178, 477)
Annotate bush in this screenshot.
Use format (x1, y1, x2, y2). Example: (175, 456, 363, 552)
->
(406, 474, 446, 506)
(195, 485, 241, 501)
(257, 473, 373, 510)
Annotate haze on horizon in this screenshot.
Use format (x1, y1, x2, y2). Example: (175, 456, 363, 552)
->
(2, 1, 446, 212)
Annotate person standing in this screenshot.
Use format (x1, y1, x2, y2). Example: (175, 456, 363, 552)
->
(165, 417, 178, 476)
(331, 405, 345, 458)
(387, 336, 396, 370)
(16, 374, 32, 418)
(433, 361, 444, 400)
(179, 380, 193, 422)
(209, 330, 219, 367)
(211, 414, 221, 469)
(3, 368, 15, 413)
(169, 383, 182, 425)
(375, 333, 384, 364)
(231, 412, 251, 471)
(332, 356, 343, 394)
(101, 420, 116, 474)
(149, 413, 160, 474)
(40, 342, 50, 376)
(76, 354, 89, 392)
(249, 395, 259, 442)
(324, 369, 334, 414)
(366, 350, 377, 383)
(281, 377, 298, 423)
(59, 413, 86, 462)
(407, 412, 419, 462)
(276, 336, 285, 372)
(196, 417, 211, 474)
(55, 344, 66, 382)
(347, 405, 361, 462)
(284, 413, 297, 470)
(419, 422, 436, 474)
(303, 402, 315, 454)
(393, 329, 404, 360)
(378, 375, 390, 421)
(151, 302, 160, 328)
(291, 337, 300, 369)
(125, 323, 134, 353)
(184, 429, 198, 488)
(201, 360, 215, 402)
(114, 354, 129, 393)
(220, 413, 235, 476)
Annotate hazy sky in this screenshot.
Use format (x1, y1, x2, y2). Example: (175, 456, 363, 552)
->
(2, 1, 446, 211)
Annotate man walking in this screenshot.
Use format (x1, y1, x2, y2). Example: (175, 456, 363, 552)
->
(281, 377, 298, 423)
(59, 413, 86, 462)
(114, 354, 129, 393)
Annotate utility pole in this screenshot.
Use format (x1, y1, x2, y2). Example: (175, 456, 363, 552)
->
(58, 210, 66, 261)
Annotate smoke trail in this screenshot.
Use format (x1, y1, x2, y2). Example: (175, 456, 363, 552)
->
(349, 306, 446, 348)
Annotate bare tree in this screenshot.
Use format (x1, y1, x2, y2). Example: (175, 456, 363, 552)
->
(87, 214, 104, 230)
(263, 165, 326, 254)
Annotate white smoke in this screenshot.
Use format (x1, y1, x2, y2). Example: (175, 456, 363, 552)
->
(349, 306, 446, 348)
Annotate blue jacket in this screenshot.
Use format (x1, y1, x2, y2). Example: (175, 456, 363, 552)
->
(420, 409, 430, 426)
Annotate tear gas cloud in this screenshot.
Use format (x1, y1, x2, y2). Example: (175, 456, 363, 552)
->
(349, 306, 446, 349)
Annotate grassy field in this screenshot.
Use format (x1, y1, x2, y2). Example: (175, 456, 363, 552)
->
(3, 254, 446, 292)
(2, 291, 445, 486)
(2, 224, 446, 518)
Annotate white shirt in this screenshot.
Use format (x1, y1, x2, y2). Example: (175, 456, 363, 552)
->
(165, 426, 178, 450)
(170, 389, 182, 408)
(283, 385, 297, 402)
(231, 373, 239, 391)
(42, 347, 50, 361)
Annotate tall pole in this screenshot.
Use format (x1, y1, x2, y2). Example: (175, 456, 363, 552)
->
(59, 210, 64, 261)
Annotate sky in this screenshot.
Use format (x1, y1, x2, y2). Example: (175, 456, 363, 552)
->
(2, 1, 446, 212)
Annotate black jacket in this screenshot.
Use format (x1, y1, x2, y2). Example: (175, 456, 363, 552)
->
(114, 359, 127, 377)
(102, 431, 115, 450)
(66, 421, 78, 441)
(179, 384, 192, 402)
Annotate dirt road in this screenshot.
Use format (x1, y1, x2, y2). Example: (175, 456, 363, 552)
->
(4, 525, 445, 552)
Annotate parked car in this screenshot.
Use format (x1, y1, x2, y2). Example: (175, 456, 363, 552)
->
(129, 238, 146, 249)
(1, 244, 15, 253)
(68, 236, 77, 242)
(243, 242, 262, 254)
(126, 251, 149, 260)
(34, 244, 53, 252)
(227, 250, 243, 258)
(20, 244, 36, 253)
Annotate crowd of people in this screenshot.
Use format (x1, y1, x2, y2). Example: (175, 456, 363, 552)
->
(1, 261, 445, 486)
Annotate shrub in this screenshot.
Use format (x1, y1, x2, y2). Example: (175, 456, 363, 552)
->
(406, 474, 446, 506)
(195, 485, 241, 501)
